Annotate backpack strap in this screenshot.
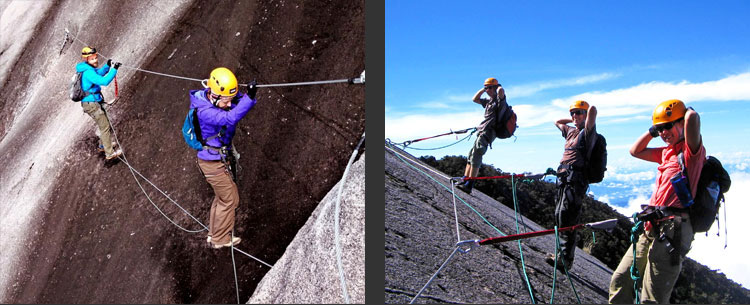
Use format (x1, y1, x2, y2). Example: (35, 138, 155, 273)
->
(193, 108, 227, 151)
(575, 128, 597, 161)
(677, 150, 688, 177)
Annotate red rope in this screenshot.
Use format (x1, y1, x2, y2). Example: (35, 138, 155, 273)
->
(479, 224, 585, 245)
(114, 76, 119, 98)
(463, 174, 526, 180)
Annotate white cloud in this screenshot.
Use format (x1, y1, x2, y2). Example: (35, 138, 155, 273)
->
(607, 170, 655, 182)
(507, 72, 620, 98)
(414, 94, 474, 109)
(550, 72, 750, 120)
(612, 194, 650, 217)
(385, 111, 482, 141)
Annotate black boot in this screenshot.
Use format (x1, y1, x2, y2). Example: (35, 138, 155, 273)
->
(455, 180, 474, 194)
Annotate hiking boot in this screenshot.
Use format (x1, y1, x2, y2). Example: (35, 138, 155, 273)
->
(212, 236, 241, 249)
(98, 142, 117, 153)
(105, 148, 123, 160)
(545, 253, 572, 272)
(455, 180, 474, 194)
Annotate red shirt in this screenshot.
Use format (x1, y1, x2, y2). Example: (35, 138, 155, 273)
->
(643, 140, 704, 232)
(649, 140, 705, 209)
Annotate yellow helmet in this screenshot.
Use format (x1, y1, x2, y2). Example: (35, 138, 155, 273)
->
(569, 100, 590, 111)
(652, 99, 687, 125)
(81, 46, 97, 60)
(207, 67, 238, 97)
(484, 77, 499, 86)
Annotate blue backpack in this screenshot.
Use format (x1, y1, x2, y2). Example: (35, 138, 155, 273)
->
(182, 108, 205, 150)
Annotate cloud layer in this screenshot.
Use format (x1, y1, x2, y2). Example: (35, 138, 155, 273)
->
(386, 72, 750, 140)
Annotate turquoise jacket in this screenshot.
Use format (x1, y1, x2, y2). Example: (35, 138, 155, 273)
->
(75, 61, 118, 102)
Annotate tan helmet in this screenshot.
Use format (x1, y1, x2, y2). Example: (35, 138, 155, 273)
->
(652, 99, 687, 125)
(484, 77, 499, 86)
(206, 67, 238, 97)
(81, 46, 97, 60)
(569, 100, 590, 111)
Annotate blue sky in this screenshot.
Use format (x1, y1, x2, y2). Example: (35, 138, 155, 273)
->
(386, 1, 750, 289)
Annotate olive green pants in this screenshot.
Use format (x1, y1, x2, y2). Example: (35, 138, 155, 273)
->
(198, 159, 240, 245)
(81, 102, 114, 155)
(609, 216, 694, 304)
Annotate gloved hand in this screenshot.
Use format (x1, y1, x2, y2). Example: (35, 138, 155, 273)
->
(106, 59, 112, 67)
(649, 125, 659, 138)
(113, 62, 122, 69)
(247, 79, 258, 99)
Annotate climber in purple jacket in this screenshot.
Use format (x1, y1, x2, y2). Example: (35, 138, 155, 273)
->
(190, 67, 257, 249)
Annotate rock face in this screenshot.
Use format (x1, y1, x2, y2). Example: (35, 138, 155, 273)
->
(0, 0, 363, 303)
(248, 152, 365, 304)
(385, 145, 614, 304)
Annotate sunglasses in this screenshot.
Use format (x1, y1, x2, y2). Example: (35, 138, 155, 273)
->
(570, 110, 587, 116)
(652, 118, 683, 134)
(484, 86, 496, 90)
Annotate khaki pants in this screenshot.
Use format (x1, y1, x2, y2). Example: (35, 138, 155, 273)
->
(198, 159, 240, 245)
(468, 129, 496, 166)
(81, 102, 114, 155)
(609, 216, 694, 304)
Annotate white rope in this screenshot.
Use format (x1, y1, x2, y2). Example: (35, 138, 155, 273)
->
(231, 229, 240, 304)
(333, 132, 365, 304)
(103, 108, 274, 268)
(451, 182, 461, 243)
(385, 144, 451, 180)
(409, 247, 462, 304)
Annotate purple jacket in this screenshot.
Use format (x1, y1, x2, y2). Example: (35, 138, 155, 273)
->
(189, 88, 256, 161)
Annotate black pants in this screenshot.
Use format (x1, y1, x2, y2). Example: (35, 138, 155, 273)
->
(555, 175, 588, 264)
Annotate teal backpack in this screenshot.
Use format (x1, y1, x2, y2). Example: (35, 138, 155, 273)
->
(182, 108, 205, 150)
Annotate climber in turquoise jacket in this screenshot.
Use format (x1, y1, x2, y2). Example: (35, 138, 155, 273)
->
(76, 46, 122, 160)
(76, 47, 118, 102)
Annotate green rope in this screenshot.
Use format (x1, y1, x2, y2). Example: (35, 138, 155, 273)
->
(550, 226, 559, 304)
(512, 176, 537, 303)
(550, 225, 582, 304)
(592, 231, 596, 245)
(630, 212, 643, 304)
(562, 239, 582, 304)
(387, 143, 507, 236)
(402, 132, 475, 151)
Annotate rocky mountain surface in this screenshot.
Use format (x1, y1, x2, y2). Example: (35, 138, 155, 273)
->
(249, 152, 364, 304)
(385, 145, 613, 304)
(0, 0, 364, 303)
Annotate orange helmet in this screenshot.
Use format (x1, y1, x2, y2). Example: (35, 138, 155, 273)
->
(569, 100, 590, 111)
(652, 99, 687, 125)
(81, 46, 97, 60)
(484, 77, 499, 86)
